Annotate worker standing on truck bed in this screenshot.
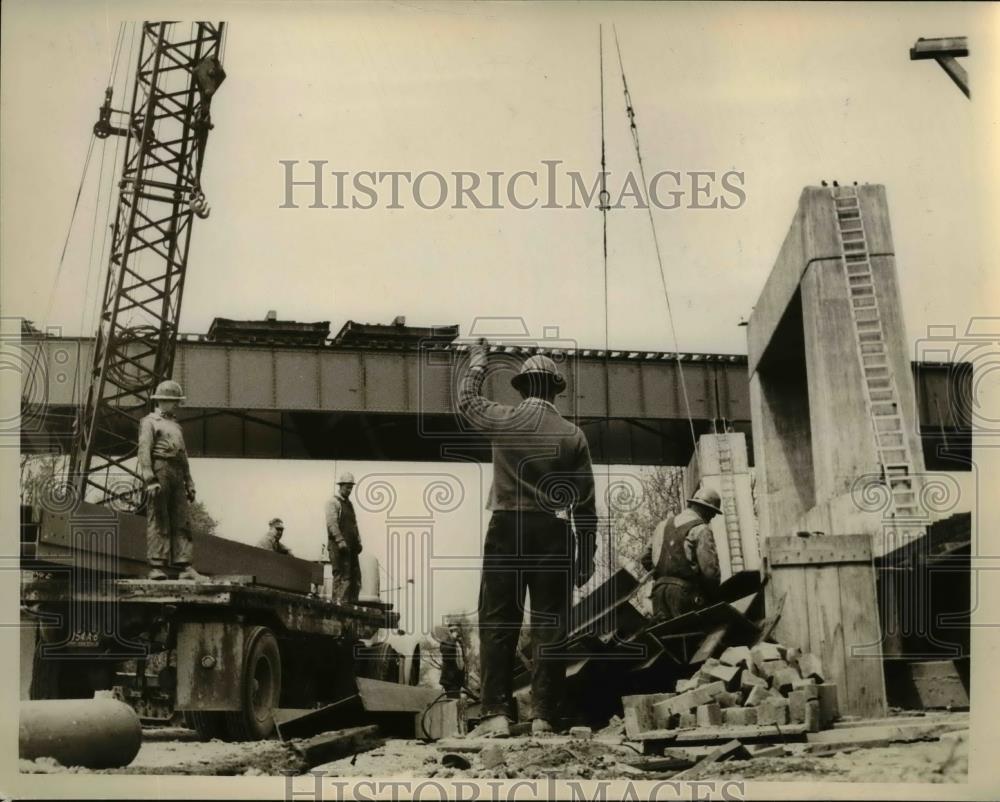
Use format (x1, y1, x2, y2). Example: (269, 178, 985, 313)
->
(137, 380, 205, 581)
(458, 340, 598, 738)
(640, 486, 723, 620)
(257, 517, 292, 555)
(325, 472, 363, 603)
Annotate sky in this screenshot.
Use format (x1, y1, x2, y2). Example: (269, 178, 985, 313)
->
(3, 1, 998, 630)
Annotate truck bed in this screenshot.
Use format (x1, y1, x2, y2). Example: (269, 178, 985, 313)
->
(22, 574, 398, 639)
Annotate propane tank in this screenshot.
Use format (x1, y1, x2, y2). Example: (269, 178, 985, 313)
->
(19, 697, 142, 768)
(358, 554, 381, 603)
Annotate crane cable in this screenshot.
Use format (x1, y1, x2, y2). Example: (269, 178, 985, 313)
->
(612, 26, 701, 475)
(598, 26, 615, 592)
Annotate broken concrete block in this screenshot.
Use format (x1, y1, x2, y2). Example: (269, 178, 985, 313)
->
(678, 711, 697, 729)
(569, 726, 593, 740)
(772, 666, 801, 694)
(715, 691, 742, 708)
(701, 662, 741, 687)
(797, 653, 825, 682)
(792, 677, 819, 699)
(804, 699, 821, 732)
(722, 706, 757, 727)
(740, 670, 768, 692)
(675, 676, 699, 693)
(696, 702, 722, 727)
(624, 707, 643, 739)
(817, 683, 840, 726)
(652, 700, 681, 730)
(689, 681, 727, 708)
(744, 685, 770, 707)
(788, 690, 807, 723)
(756, 659, 786, 682)
(756, 698, 790, 726)
(750, 642, 782, 667)
(719, 646, 752, 668)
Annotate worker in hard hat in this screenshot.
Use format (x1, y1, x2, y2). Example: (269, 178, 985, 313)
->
(137, 380, 205, 581)
(257, 517, 292, 556)
(640, 485, 723, 620)
(457, 340, 598, 738)
(325, 471, 363, 604)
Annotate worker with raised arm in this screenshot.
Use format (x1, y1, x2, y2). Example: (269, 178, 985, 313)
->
(640, 486, 723, 620)
(458, 339, 598, 738)
(137, 380, 205, 581)
(325, 472, 363, 603)
(257, 517, 292, 556)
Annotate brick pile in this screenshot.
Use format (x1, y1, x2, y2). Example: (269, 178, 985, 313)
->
(623, 642, 841, 737)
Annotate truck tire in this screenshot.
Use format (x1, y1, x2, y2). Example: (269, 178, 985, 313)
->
(185, 711, 228, 742)
(224, 626, 282, 741)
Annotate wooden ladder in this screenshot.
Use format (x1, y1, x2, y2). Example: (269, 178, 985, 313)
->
(715, 434, 745, 572)
(831, 187, 922, 533)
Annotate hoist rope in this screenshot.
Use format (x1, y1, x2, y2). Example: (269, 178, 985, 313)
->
(598, 25, 614, 590)
(612, 27, 701, 475)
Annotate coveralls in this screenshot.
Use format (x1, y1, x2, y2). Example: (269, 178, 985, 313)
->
(325, 493, 362, 603)
(137, 409, 194, 570)
(640, 507, 721, 620)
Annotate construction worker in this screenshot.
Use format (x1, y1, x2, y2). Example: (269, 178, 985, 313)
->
(439, 624, 466, 698)
(257, 517, 292, 555)
(640, 486, 723, 620)
(458, 341, 597, 738)
(325, 472, 363, 603)
(137, 380, 205, 581)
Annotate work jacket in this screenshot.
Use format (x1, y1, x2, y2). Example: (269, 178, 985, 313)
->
(137, 409, 192, 486)
(325, 494, 362, 554)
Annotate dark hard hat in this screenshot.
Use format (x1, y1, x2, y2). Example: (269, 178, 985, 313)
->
(511, 354, 566, 394)
(269, 517, 284, 528)
(687, 486, 723, 516)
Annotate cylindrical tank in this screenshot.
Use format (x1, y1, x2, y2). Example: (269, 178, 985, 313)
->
(19, 698, 142, 769)
(358, 554, 381, 603)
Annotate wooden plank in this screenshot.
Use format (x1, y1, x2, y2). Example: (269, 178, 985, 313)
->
(671, 740, 752, 779)
(837, 562, 887, 718)
(767, 534, 872, 566)
(632, 723, 807, 743)
(766, 556, 811, 655)
(805, 718, 968, 749)
(804, 563, 848, 716)
(293, 725, 384, 767)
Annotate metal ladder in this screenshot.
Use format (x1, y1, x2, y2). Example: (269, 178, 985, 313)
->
(715, 434, 745, 572)
(831, 187, 922, 528)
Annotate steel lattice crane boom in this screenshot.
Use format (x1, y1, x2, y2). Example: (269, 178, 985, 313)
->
(71, 21, 226, 507)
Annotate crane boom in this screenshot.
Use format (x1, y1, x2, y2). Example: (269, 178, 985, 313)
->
(71, 21, 226, 507)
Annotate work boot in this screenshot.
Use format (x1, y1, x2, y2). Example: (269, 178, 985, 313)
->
(147, 567, 169, 580)
(465, 714, 511, 739)
(531, 718, 555, 736)
(176, 565, 207, 581)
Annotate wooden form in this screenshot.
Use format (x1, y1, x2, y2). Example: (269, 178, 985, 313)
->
(764, 535, 886, 719)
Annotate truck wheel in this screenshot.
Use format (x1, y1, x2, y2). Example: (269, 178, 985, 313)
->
(224, 626, 282, 741)
(186, 711, 228, 741)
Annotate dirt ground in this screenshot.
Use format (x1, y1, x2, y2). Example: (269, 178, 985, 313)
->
(19, 718, 968, 783)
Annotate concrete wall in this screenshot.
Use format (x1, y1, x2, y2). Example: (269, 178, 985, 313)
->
(748, 185, 928, 554)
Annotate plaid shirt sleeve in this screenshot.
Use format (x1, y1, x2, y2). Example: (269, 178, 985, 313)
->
(456, 365, 519, 433)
